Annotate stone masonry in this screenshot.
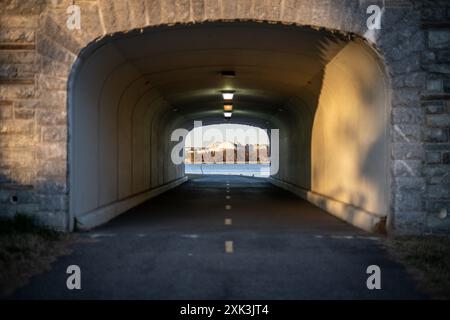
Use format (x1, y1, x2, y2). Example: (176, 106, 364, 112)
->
(0, 0, 449, 233)
(420, 1, 450, 231)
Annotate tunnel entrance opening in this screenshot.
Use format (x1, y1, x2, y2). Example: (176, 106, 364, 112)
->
(183, 123, 271, 178)
(68, 21, 390, 232)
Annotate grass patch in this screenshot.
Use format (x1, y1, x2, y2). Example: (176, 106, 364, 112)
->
(0, 214, 61, 240)
(386, 235, 450, 299)
(0, 215, 73, 297)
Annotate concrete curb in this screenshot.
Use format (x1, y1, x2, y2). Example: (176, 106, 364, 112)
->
(76, 176, 188, 230)
(268, 177, 386, 233)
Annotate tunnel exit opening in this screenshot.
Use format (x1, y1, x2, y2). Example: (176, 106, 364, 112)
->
(183, 123, 271, 178)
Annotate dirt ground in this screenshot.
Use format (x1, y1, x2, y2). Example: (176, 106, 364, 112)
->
(0, 215, 75, 298)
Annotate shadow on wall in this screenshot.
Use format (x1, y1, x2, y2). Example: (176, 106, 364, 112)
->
(0, 59, 65, 223)
(270, 32, 347, 190)
(271, 38, 390, 232)
(310, 40, 390, 229)
(0, 3, 82, 229)
(309, 116, 389, 233)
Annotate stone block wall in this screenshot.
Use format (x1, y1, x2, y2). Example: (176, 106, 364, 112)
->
(421, 0, 450, 231)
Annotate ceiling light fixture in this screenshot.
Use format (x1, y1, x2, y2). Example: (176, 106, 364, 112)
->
(222, 90, 235, 100)
(222, 92, 234, 100)
(223, 103, 233, 111)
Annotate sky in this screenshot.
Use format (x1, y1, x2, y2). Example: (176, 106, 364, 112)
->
(184, 124, 270, 148)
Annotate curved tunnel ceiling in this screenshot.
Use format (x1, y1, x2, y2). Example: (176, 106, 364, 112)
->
(84, 21, 351, 128)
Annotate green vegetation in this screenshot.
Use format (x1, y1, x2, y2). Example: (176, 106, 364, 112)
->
(0, 215, 72, 297)
(387, 235, 450, 299)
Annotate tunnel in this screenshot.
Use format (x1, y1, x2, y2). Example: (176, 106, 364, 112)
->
(69, 21, 390, 232)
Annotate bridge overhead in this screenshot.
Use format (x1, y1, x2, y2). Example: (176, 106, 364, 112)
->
(0, 0, 449, 234)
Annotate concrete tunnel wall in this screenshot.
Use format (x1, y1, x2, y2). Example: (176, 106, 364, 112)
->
(312, 41, 389, 221)
(70, 23, 389, 232)
(70, 42, 187, 229)
(271, 40, 389, 232)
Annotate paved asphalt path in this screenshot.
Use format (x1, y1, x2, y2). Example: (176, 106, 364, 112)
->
(12, 175, 426, 299)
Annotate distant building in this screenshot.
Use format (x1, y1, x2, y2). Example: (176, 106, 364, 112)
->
(185, 142, 270, 164)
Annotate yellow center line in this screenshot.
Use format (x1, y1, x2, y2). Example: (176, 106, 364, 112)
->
(225, 241, 234, 253)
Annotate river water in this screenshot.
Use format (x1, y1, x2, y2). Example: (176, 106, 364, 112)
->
(185, 164, 270, 177)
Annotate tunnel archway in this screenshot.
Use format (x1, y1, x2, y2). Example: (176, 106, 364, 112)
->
(68, 21, 390, 232)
